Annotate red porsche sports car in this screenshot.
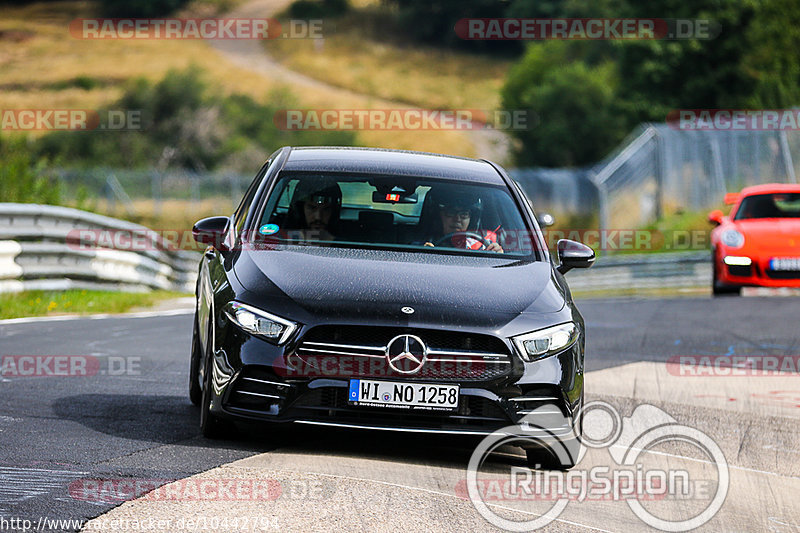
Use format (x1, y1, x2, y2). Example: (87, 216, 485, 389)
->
(709, 183, 800, 295)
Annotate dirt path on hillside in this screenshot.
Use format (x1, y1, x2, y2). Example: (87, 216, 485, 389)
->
(206, 0, 512, 162)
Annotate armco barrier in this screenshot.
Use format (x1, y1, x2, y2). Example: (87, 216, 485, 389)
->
(0, 203, 712, 295)
(0, 203, 199, 294)
(567, 251, 710, 292)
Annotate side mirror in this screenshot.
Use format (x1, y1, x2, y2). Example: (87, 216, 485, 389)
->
(192, 216, 230, 252)
(708, 209, 724, 226)
(537, 213, 555, 228)
(556, 239, 595, 275)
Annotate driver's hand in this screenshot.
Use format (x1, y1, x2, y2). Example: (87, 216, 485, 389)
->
(424, 242, 435, 247)
(486, 242, 504, 253)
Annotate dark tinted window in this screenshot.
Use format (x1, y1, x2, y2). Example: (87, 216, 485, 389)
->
(256, 172, 539, 258)
(734, 193, 800, 220)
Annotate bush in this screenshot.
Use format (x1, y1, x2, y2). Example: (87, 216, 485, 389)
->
(288, 0, 349, 19)
(36, 66, 357, 171)
(97, 0, 190, 17)
(0, 136, 60, 204)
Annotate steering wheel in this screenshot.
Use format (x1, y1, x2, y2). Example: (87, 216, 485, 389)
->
(433, 231, 491, 249)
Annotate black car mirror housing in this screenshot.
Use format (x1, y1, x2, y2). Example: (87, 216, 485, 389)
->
(556, 239, 595, 274)
(192, 216, 231, 253)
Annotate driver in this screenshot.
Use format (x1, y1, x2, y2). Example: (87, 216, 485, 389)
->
(423, 189, 503, 253)
(285, 180, 342, 241)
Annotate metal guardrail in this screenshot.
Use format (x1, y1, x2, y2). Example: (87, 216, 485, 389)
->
(567, 251, 710, 292)
(0, 203, 198, 294)
(0, 203, 713, 295)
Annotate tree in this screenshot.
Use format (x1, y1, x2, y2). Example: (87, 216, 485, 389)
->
(502, 41, 627, 166)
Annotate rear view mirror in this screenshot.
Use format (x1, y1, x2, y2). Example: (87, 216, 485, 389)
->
(556, 239, 595, 274)
(372, 191, 418, 204)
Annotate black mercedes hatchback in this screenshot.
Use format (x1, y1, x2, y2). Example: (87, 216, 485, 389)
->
(190, 147, 595, 468)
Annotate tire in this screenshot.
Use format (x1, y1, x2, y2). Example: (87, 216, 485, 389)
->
(712, 252, 741, 296)
(189, 314, 202, 406)
(199, 320, 235, 439)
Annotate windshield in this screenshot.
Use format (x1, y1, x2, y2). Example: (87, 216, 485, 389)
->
(254, 172, 539, 257)
(734, 193, 800, 220)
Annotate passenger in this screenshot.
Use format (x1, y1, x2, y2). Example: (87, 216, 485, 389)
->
(421, 189, 503, 253)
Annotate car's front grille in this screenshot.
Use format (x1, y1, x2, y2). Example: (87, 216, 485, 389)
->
(727, 264, 752, 277)
(292, 326, 514, 382)
(289, 386, 510, 429)
(766, 269, 800, 279)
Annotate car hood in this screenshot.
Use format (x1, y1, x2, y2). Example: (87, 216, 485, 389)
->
(233, 246, 565, 327)
(734, 219, 800, 252)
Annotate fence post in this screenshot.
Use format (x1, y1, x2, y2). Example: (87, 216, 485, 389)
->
(230, 174, 242, 210)
(654, 128, 663, 221)
(597, 180, 609, 232)
(710, 136, 726, 198)
(151, 171, 162, 217)
(779, 130, 797, 183)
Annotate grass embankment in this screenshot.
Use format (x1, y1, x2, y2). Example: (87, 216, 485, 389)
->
(543, 208, 724, 258)
(0, 290, 190, 320)
(0, 1, 475, 156)
(264, 2, 511, 112)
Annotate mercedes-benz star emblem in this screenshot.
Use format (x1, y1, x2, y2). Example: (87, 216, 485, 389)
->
(401, 306, 414, 314)
(385, 334, 427, 374)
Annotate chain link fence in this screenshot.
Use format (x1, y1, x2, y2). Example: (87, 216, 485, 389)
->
(53, 126, 800, 230)
(592, 124, 799, 230)
(57, 168, 252, 220)
(511, 124, 800, 230)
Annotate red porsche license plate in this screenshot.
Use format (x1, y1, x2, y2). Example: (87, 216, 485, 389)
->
(770, 257, 800, 271)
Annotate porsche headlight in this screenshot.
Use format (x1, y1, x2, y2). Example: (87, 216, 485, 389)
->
(511, 322, 578, 362)
(223, 302, 298, 344)
(721, 229, 744, 248)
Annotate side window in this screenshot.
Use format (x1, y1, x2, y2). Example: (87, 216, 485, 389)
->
(234, 160, 270, 236)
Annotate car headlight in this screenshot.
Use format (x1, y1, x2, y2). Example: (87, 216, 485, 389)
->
(223, 302, 298, 345)
(720, 229, 744, 248)
(511, 322, 578, 362)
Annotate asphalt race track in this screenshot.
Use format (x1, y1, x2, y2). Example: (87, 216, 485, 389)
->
(0, 296, 798, 532)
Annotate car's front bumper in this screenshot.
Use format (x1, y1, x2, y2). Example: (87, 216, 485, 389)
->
(206, 322, 583, 437)
(717, 252, 800, 288)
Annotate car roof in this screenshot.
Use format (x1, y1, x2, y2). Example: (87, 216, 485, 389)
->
(739, 183, 800, 197)
(281, 146, 506, 185)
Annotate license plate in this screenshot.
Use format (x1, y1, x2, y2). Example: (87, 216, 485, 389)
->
(770, 257, 800, 271)
(348, 379, 459, 411)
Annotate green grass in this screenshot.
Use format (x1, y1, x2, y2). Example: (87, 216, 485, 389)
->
(0, 289, 190, 319)
(264, 3, 511, 111)
(572, 286, 710, 299)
